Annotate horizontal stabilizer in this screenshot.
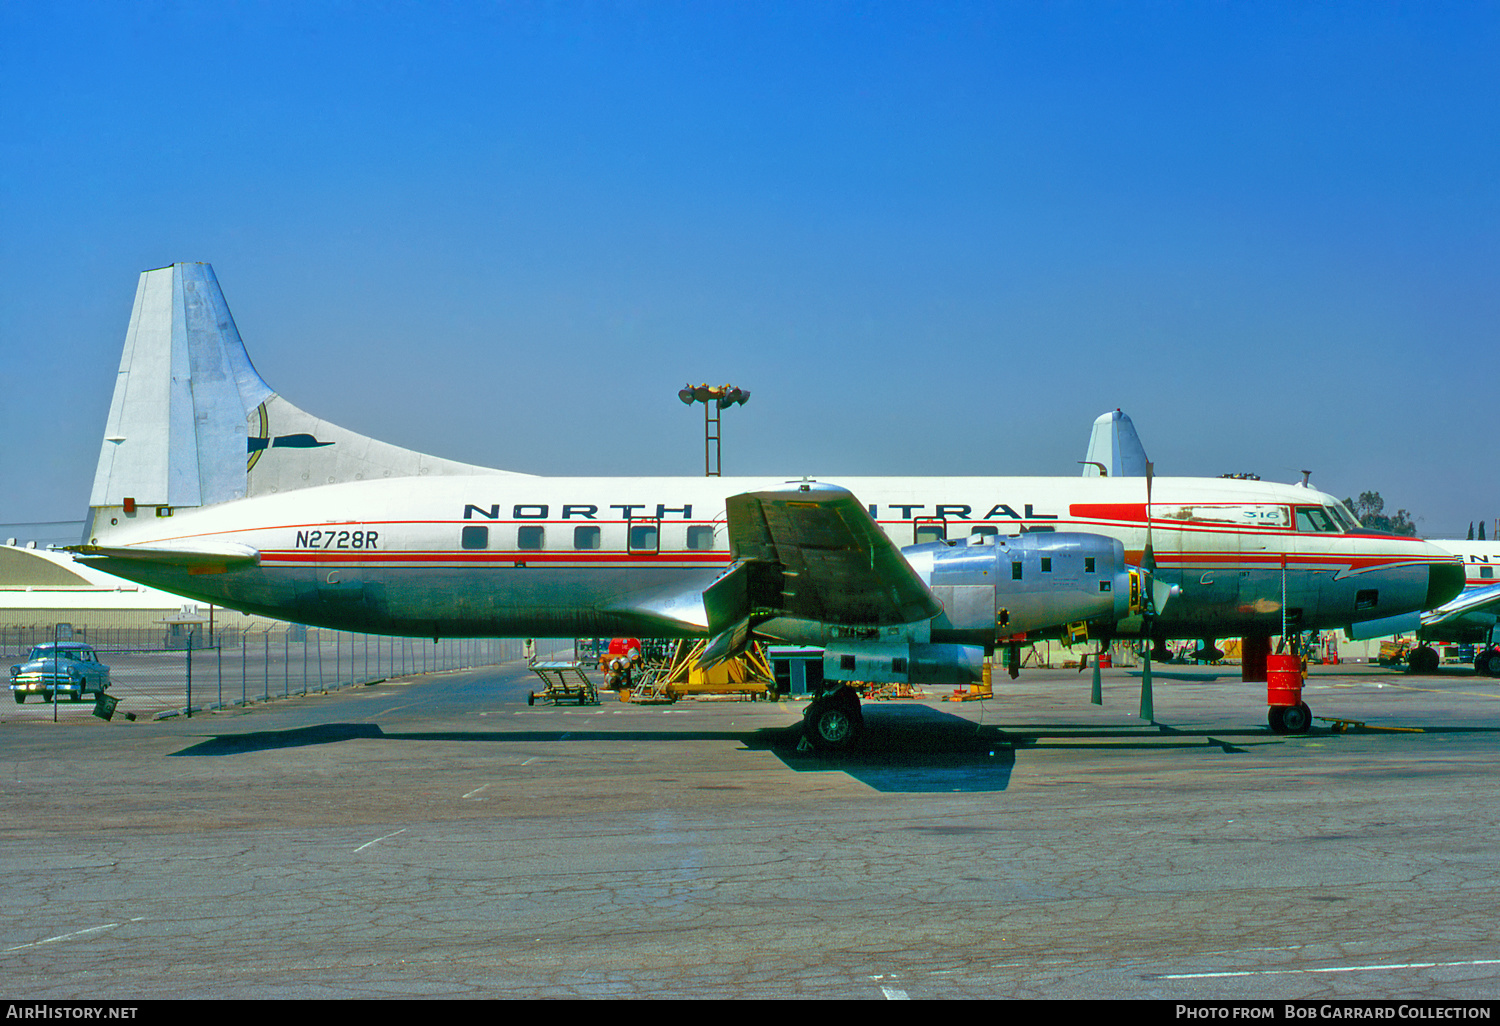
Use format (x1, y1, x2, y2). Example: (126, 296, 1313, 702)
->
(72, 540, 260, 569)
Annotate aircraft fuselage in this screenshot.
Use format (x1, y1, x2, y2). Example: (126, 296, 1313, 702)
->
(81, 474, 1462, 643)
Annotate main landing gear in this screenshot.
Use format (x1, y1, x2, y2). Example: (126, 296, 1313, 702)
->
(802, 685, 864, 752)
(1475, 645, 1500, 678)
(1406, 645, 1440, 675)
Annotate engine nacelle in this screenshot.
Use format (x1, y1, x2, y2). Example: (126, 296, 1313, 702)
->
(822, 532, 1143, 685)
(905, 531, 1137, 644)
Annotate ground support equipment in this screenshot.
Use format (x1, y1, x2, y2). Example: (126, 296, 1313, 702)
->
(526, 662, 600, 706)
(1266, 652, 1311, 734)
(1315, 716, 1423, 734)
(863, 682, 927, 700)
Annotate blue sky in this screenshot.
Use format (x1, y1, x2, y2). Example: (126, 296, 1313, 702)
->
(2, 1, 1496, 537)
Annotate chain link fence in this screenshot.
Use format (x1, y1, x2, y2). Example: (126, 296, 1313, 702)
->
(2, 624, 576, 721)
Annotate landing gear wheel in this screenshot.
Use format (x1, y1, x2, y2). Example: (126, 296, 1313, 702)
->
(803, 688, 864, 751)
(13, 693, 23, 704)
(526, 691, 535, 706)
(1268, 702, 1313, 735)
(1407, 646, 1439, 674)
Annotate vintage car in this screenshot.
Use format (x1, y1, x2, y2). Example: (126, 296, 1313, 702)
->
(10, 642, 112, 703)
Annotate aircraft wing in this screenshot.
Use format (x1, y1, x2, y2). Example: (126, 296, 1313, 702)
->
(1420, 582, 1500, 631)
(700, 482, 940, 665)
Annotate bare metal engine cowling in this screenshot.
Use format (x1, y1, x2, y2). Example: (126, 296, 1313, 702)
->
(823, 532, 1137, 685)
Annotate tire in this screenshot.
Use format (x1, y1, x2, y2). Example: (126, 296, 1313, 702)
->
(1269, 703, 1313, 735)
(805, 705, 857, 749)
(1407, 646, 1439, 674)
(13, 692, 23, 704)
(804, 688, 864, 751)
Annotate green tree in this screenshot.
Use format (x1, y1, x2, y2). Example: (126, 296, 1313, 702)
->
(1342, 491, 1418, 536)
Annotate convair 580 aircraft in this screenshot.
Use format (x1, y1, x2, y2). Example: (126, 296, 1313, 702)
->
(73, 264, 1463, 744)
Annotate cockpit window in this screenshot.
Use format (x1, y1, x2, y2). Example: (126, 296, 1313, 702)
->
(1329, 502, 1362, 531)
(1326, 505, 1359, 532)
(1295, 506, 1339, 532)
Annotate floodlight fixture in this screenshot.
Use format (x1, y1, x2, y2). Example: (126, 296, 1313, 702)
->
(677, 382, 750, 477)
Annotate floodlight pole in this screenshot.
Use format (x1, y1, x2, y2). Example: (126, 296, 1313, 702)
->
(704, 402, 721, 477)
(678, 384, 750, 478)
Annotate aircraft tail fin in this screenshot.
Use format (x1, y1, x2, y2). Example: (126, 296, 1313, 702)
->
(1080, 409, 1151, 478)
(85, 263, 518, 544)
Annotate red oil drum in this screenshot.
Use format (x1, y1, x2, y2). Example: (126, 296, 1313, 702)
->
(1098, 653, 1112, 668)
(1266, 653, 1304, 708)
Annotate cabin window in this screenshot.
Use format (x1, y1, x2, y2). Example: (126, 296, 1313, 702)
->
(1099, 580, 1112, 592)
(1084, 557, 1096, 573)
(629, 523, 659, 552)
(461, 526, 488, 550)
(1011, 561, 1023, 580)
(1481, 566, 1494, 580)
(970, 525, 999, 538)
(686, 525, 715, 551)
(1040, 558, 1052, 573)
(517, 526, 544, 550)
(574, 526, 600, 550)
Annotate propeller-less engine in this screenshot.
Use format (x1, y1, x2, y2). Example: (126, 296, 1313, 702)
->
(821, 531, 1150, 686)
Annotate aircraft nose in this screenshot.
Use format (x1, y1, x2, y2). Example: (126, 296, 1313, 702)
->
(1427, 560, 1465, 610)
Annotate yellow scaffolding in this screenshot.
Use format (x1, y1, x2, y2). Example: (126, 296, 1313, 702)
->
(620, 640, 774, 702)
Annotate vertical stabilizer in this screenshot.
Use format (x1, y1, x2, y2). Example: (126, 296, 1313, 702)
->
(1080, 409, 1151, 478)
(85, 263, 521, 544)
(89, 263, 273, 514)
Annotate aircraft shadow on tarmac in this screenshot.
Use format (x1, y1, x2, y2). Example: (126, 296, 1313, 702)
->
(166, 712, 1026, 792)
(160, 703, 1474, 793)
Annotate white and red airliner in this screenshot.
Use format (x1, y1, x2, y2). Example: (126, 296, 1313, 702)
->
(72, 264, 1463, 742)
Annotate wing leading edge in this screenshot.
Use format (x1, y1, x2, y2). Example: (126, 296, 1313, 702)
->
(700, 482, 941, 665)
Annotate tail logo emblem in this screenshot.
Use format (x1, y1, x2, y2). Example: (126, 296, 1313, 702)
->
(246, 402, 334, 473)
